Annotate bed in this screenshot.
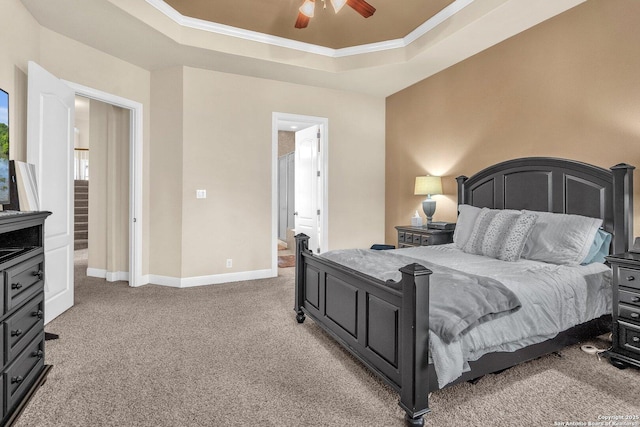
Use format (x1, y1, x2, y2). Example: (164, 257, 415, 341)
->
(293, 157, 635, 426)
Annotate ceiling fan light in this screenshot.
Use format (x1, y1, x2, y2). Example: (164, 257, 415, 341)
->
(330, 0, 347, 13)
(299, 0, 315, 18)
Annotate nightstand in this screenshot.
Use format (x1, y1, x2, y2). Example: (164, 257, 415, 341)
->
(604, 252, 640, 370)
(395, 225, 454, 248)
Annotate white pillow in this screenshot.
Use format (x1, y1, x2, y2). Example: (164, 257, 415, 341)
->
(521, 210, 603, 265)
(463, 208, 537, 262)
(453, 204, 482, 248)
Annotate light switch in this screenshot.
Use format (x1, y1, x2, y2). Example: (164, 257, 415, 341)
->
(196, 189, 207, 199)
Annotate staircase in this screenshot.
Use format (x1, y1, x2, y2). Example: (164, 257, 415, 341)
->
(74, 180, 89, 250)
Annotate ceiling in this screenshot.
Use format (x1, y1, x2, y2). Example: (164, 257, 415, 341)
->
(19, 0, 587, 97)
(163, 0, 456, 50)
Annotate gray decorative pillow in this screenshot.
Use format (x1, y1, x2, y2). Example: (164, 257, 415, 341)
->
(463, 208, 537, 262)
(521, 210, 603, 265)
(453, 204, 482, 248)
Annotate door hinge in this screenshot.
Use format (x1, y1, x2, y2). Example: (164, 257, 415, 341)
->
(317, 209, 321, 216)
(317, 171, 320, 177)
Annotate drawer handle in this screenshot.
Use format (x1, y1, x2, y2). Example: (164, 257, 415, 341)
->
(32, 350, 44, 359)
(32, 270, 43, 279)
(11, 329, 23, 337)
(32, 309, 44, 319)
(11, 282, 22, 290)
(627, 275, 636, 281)
(633, 297, 640, 303)
(631, 313, 640, 319)
(11, 376, 23, 384)
(633, 337, 640, 343)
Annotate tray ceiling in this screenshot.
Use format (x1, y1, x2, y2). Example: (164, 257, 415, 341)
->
(163, 0, 456, 49)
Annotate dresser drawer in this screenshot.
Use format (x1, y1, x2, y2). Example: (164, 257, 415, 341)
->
(618, 321, 640, 355)
(398, 231, 406, 243)
(412, 234, 421, 244)
(619, 303, 640, 324)
(620, 289, 640, 307)
(4, 293, 44, 363)
(617, 266, 640, 291)
(4, 335, 45, 412)
(421, 235, 431, 246)
(4, 254, 44, 312)
(404, 233, 413, 244)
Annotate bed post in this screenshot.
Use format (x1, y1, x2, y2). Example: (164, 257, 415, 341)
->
(294, 233, 310, 323)
(456, 175, 468, 205)
(611, 163, 635, 254)
(398, 263, 432, 426)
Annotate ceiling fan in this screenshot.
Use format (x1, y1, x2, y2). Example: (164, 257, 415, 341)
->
(295, 0, 376, 29)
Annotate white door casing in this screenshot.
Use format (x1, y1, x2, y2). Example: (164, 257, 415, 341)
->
(294, 125, 320, 253)
(27, 61, 75, 324)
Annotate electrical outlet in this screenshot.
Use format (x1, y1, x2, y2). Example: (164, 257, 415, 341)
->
(226, 259, 232, 268)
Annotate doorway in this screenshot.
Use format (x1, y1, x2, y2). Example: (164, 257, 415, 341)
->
(73, 95, 130, 282)
(272, 113, 328, 273)
(64, 81, 144, 287)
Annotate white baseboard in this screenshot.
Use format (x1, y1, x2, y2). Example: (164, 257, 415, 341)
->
(86, 268, 129, 282)
(86, 268, 276, 288)
(147, 268, 276, 288)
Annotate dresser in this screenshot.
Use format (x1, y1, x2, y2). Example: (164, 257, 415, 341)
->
(0, 211, 52, 426)
(604, 252, 640, 370)
(395, 225, 454, 248)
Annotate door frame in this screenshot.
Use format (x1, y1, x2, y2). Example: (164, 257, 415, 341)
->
(63, 80, 144, 288)
(272, 112, 328, 273)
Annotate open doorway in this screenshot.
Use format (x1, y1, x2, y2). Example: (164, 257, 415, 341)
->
(72, 95, 130, 282)
(65, 81, 144, 288)
(272, 113, 328, 274)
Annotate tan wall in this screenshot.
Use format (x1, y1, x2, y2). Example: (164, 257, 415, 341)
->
(149, 67, 184, 277)
(181, 66, 385, 277)
(385, 0, 640, 245)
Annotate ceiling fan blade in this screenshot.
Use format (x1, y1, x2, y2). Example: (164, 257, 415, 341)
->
(295, 12, 310, 28)
(347, 0, 376, 18)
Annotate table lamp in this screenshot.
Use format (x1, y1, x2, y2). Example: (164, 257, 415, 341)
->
(414, 176, 443, 224)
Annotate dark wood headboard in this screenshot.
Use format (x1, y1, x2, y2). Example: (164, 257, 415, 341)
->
(456, 157, 635, 255)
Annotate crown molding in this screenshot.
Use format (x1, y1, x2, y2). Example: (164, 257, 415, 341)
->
(145, 0, 475, 58)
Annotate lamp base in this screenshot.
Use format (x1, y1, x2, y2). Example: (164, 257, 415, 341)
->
(422, 199, 436, 224)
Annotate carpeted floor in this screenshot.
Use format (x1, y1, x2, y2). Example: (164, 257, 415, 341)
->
(15, 253, 640, 426)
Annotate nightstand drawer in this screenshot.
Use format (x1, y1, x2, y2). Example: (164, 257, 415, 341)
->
(412, 234, 421, 244)
(620, 289, 640, 307)
(618, 267, 640, 291)
(618, 321, 640, 354)
(421, 235, 431, 246)
(404, 233, 413, 244)
(398, 231, 406, 243)
(619, 303, 640, 324)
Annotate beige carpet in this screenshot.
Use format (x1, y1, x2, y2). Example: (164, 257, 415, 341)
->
(15, 256, 640, 427)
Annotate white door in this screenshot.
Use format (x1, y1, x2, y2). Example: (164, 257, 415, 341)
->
(294, 125, 321, 253)
(27, 61, 75, 325)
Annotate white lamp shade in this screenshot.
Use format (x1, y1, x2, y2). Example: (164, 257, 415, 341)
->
(299, 0, 315, 17)
(414, 176, 443, 196)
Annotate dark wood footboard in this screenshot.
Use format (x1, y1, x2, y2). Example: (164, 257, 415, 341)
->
(295, 234, 432, 426)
